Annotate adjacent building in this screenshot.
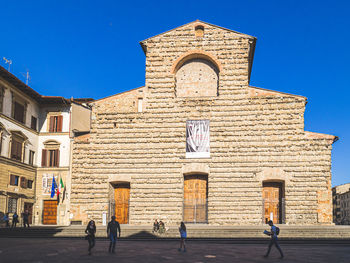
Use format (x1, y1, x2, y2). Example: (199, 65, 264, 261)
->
(332, 183, 350, 225)
(0, 66, 91, 225)
(70, 21, 338, 226)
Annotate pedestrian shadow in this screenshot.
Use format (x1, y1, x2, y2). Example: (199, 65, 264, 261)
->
(0, 226, 64, 238)
(125, 231, 158, 239)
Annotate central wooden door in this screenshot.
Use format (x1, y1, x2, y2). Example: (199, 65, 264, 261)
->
(184, 174, 207, 223)
(114, 184, 130, 224)
(24, 202, 33, 224)
(263, 183, 282, 224)
(43, 200, 57, 225)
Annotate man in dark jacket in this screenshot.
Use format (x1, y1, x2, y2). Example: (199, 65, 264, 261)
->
(23, 210, 30, 228)
(11, 212, 19, 228)
(107, 216, 121, 253)
(264, 220, 284, 258)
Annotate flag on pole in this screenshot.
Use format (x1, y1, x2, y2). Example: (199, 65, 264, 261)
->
(50, 176, 57, 198)
(59, 177, 64, 195)
(57, 177, 64, 204)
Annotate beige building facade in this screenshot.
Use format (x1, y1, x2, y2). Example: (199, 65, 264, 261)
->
(0, 66, 91, 226)
(71, 21, 337, 226)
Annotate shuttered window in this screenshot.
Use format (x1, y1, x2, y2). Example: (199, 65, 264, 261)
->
(49, 115, 63, 132)
(41, 149, 47, 166)
(29, 150, 35, 165)
(14, 102, 25, 123)
(41, 149, 59, 167)
(10, 174, 19, 186)
(11, 139, 23, 161)
(20, 177, 27, 189)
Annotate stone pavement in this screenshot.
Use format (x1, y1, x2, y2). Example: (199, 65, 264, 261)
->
(0, 238, 348, 263)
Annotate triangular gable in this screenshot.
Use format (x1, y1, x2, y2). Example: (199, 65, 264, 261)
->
(10, 130, 28, 141)
(140, 20, 256, 46)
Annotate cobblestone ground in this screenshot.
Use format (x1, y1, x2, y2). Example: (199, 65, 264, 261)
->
(0, 238, 348, 263)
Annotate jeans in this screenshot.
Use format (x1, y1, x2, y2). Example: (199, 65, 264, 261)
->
(23, 219, 30, 228)
(88, 236, 95, 252)
(266, 236, 283, 257)
(109, 233, 118, 252)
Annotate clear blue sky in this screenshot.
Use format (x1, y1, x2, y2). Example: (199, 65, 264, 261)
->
(1, 0, 349, 186)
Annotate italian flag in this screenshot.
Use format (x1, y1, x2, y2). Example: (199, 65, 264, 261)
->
(57, 177, 64, 197)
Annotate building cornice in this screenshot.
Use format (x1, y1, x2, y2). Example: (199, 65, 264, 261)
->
(36, 166, 70, 172)
(0, 113, 39, 135)
(0, 156, 36, 172)
(39, 132, 70, 136)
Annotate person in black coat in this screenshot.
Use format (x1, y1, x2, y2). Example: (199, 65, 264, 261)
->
(85, 220, 96, 255)
(107, 216, 121, 253)
(11, 212, 19, 228)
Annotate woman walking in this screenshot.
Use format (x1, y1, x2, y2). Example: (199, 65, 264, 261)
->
(85, 220, 96, 255)
(178, 222, 187, 252)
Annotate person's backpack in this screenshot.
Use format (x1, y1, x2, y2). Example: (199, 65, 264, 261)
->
(275, 226, 280, 235)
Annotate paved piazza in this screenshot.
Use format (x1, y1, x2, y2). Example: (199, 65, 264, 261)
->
(0, 238, 348, 263)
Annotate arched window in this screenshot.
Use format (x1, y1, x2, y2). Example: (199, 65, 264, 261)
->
(175, 58, 219, 97)
(195, 25, 204, 38)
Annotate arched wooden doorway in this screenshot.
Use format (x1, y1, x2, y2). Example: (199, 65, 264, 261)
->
(183, 174, 208, 223)
(262, 181, 284, 224)
(114, 183, 130, 224)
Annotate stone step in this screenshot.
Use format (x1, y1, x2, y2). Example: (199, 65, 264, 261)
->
(1, 225, 350, 239)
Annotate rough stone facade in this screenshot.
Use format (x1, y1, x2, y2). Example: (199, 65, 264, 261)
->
(71, 21, 336, 226)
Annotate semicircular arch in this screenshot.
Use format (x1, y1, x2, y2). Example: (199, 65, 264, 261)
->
(171, 49, 222, 74)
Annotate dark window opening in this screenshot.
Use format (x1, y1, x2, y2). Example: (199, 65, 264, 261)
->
(0, 87, 4, 113)
(31, 116, 37, 131)
(29, 150, 35, 165)
(27, 180, 33, 189)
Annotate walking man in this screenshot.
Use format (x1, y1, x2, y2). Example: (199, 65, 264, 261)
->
(264, 220, 284, 258)
(107, 216, 121, 253)
(11, 212, 19, 228)
(23, 210, 30, 228)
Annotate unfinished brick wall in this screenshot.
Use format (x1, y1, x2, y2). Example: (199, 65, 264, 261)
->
(71, 21, 335, 226)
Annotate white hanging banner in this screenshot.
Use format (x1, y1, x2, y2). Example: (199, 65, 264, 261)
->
(186, 120, 210, 158)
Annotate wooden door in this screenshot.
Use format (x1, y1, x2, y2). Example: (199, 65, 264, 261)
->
(263, 183, 281, 224)
(24, 202, 33, 224)
(43, 200, 57, 225)
(184, 175, 207, 223)
(114, 185, 130, 224)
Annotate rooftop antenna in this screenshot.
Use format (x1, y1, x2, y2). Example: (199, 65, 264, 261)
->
(3, 57, 12, 71)
(21, 69, 31, 85)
